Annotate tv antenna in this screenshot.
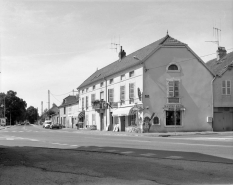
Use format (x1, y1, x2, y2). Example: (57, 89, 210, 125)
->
(205, 26, 221, 47)
(110, 36, 120, 53)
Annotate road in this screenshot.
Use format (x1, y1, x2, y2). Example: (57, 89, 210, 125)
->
(0, 124, 233, 185)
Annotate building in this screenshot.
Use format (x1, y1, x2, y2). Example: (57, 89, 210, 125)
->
(49, 103, 59, 124)
(206, 48, 233, 131)
(77, 33, 214, 132)
(59, 95, 79, 128)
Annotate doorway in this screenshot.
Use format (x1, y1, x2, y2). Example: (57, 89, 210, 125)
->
(100, 113, 104, 131)
(120, 116, 125, 131)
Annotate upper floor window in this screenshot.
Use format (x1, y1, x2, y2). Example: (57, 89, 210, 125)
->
(129, 83, 135, 104)
(64, 107, 66, 114)
(100, 82, 104, 87)
(91, 94, 96, 103)
(167, 63, 180, 72)
(93, 85, 95, 90)
(121, 74, 125, 81)
(129, 71, 134, 77)
(86, 88, 89, 92)
(82, 98, 84, 109)
(120, 86, 125, 105)
(82, 89, 84, 94)
(108, 89, 114, 103)
(86, 96, 89, 109)
(222, 80, 231, 95)
(100, 91, 104, 100)
(109, 79, 114, 84)
(167, 80, 180, 103)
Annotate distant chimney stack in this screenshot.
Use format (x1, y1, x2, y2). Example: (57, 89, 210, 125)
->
(217, 47, 227, 61)
(118, 46, 126, 61)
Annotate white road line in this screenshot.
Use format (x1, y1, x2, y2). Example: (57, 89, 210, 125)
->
(51, 143, 68, 145)
(140, 153, 156, 157)
(85, 137, 150, 143)
(166, 156, 183, 159)
(120, 151, 134, 154)
(70, 145, 78, 147)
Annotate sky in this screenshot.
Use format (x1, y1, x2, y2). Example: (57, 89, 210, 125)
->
(0, 0, 232, 115)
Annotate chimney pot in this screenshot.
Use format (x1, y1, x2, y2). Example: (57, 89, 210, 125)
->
(217, 47, 227, 60)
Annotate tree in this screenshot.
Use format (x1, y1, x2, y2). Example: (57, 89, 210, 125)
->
(26, 106, 39, 124)
(0, 91, 27, 125)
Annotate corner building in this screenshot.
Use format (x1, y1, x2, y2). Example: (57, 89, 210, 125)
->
(77, 34, 214, 132)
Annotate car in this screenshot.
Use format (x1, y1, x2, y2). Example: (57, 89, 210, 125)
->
(50, 123, 62, 129)
(43, 120, 52, 129)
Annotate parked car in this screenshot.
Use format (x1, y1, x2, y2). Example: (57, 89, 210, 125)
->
(43, 120, 52, 129)
(50, 123, 62, 129)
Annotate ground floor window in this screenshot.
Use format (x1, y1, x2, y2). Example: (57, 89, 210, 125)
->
(129, 113, 136, 126)
(166, 111, 181, 126)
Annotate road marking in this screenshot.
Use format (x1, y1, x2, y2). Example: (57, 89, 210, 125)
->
(51, 143, 68, 145)
(6, 138, 14, 140)
(106, 150, 117, 152)
(166, 156, 183, 159)
(70, 145, 78, 147)
(140, 153, 156, 157)
(183, 137, 233, 142)
(85, 136, 150, 143)
(120, 151, 134, 154)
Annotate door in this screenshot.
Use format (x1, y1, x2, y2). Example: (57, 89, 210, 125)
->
(100, 113, 104, 131)
(109, 112, 113, 131)
(120, 116, 125, 131)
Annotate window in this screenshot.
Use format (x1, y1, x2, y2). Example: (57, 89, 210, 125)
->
(120, 86, 125, 105)
(121, 74, 125, 81)
(100, 82, 104, 87)
(129, 83, 135, 104)
(108, 89, 114, 103)
(91, 94, 96, 103)
(86, 88, 88, 92)
(168, 64, 178, 70)
(93, 85, 95, 90)
(167, 63, 180, 72)
(82, 89, 84, 93)
(153, 116, 160, 125)
(166, 111, 181, 126)
(92, 114, 96, 125)
(167, 80, 180, 103)
(64, 107, 66, 114)
(222, 80, 231, 95)
(100, 91, 104, 100)
(86, 96, 88, 109)
(109, 79, 114, 84)
(82, 98, 84, 109)
(129, 71, 134, 77)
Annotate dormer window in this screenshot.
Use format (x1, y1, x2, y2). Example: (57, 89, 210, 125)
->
(167, 63, 180, 72)
(109, 79, 114, 84)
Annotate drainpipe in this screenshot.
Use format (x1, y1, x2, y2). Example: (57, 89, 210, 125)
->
(103, 76, 108, 131)
(211, 76, 216, 131)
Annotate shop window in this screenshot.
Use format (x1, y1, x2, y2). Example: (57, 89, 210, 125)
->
(129, 114, 136, 126)
(166, 111, 181, 126)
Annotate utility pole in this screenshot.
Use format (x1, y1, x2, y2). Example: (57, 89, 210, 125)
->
(41, 101, 43, 116)
(48, 90, 50, 110)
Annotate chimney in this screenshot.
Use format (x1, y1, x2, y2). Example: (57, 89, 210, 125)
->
(118, 46, 126, 61)
(217, 47, 227, 61)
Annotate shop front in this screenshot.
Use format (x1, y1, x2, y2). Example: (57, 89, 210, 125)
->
(77, 111, 85, 129)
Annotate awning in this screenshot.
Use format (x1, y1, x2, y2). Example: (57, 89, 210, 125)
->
(112, 107, 134, 117)
(78, 111, 85, 118)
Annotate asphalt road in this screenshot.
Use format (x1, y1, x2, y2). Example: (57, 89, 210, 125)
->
(0, 125, 233, 185)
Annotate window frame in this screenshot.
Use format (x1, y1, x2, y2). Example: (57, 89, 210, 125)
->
(167, 79, 180, 104)
(166, 63, 180, 73)
(222, 80, 231, 95)
(129, 71, 134, 78)
(108, 88, 114, 103)
(129, 83, 135, 104)
(120, 85, 125, 105)
(86, 96, 89, 109)
(109, 78, 114, 84)
(100, 91, 104, 101)
(121, 74, 125, 81)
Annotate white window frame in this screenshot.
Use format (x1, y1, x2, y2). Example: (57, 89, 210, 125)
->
(166, 63, 180, 73)
(129, 83, 135, 104)
(120, 85, 125, 105)
(92, 114, 96, 125)
(121, 74, 125, 81)
(222, 80, 231, 95)
(129, 71, 134, 78)
(108, 88, 114, 103)
(167, 79, 180, 104)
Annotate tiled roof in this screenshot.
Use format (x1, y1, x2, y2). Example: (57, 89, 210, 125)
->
(77, 34, 187, 90)
(59, 95, 78, 108)
(206, 51, 233, 76)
